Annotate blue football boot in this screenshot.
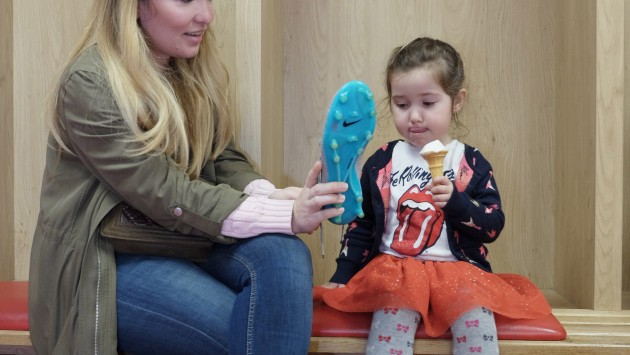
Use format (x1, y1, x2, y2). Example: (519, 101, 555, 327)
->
(320, 81, 376, 225)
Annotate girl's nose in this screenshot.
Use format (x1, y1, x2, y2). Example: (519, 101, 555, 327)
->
(410, 108, 423, 123)
(195, 0, 215, 25)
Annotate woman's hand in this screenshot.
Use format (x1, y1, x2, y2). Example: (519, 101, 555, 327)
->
(291, 161, 347, 234)
(269, 186, 302, 200)
(429, 176, 453, 208)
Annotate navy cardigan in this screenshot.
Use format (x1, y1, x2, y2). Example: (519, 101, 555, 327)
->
(330, 140, 505, 284)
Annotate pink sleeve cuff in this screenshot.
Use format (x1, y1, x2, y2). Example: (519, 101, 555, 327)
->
(243, 179, 276, 197)
(221, 196, 294, 238)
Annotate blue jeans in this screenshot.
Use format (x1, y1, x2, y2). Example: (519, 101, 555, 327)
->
(116, 234, 313, 355)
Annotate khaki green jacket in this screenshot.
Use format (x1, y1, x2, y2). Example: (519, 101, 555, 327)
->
(28, 46, 264, 355)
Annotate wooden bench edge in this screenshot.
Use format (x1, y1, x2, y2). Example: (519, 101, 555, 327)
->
(0, 330, 31, 347)
(308, 336, 630, 354)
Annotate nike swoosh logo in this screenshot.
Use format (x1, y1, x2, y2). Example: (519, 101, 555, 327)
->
(342, 119, 361, 127)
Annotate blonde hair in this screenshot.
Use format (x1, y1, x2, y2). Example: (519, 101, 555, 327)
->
(49, 0, 233, 179)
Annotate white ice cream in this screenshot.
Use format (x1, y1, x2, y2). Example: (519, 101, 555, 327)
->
(420, 140, 447, 156)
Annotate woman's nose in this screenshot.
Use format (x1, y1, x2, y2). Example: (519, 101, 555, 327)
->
(195, 0, 215, 25)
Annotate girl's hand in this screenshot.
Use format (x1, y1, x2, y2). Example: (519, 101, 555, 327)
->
(321, 282, 345, 289)
(429, 176, 453, 208)
(291, 161, 347, 234)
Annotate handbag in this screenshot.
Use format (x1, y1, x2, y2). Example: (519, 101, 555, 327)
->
(99, 202, 216, 261)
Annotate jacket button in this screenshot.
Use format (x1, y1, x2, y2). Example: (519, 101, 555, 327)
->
(173, 207, 183, 217)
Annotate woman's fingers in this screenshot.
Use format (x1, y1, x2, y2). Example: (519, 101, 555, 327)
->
(291, 161, 350, 234)
(304, 160, 323, 189)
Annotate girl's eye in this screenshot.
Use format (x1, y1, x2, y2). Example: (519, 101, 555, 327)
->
(394, 102, 408, 109)
(423, 102, 436, 107)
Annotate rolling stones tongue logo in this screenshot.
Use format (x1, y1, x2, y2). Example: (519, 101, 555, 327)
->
(391, 185, 444, 256)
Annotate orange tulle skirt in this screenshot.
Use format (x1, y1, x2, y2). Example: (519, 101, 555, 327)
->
(313, 254, 551, 337)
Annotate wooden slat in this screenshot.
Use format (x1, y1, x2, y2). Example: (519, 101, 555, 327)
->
(309, 337, 451, 355)
(0, 346, 34, 355)
(309, 309, 630, 354)
(3, 321, 630, 355)
(593, 0, 624, 312)
(553, 309, 630, 324)
(498, 338, 630, 355)
(0, 0, 14, 282)
(309, 337, 630, 355)
(0, 331, 30, 347)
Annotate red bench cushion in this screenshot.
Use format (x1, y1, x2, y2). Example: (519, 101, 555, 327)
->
(312, 302, 566, 340)
(0, 281, 567, 341)
(0, 281, 29, 331)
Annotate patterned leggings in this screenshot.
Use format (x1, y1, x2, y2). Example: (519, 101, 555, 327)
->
(366, 307, 499, 354)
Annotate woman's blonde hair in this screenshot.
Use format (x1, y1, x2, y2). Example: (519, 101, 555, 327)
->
(49, 0, 233, 179)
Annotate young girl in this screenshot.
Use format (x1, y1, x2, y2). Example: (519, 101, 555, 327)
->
(315, 37, 552, 355)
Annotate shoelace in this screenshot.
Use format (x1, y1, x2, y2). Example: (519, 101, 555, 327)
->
(317, 171, 348, 258)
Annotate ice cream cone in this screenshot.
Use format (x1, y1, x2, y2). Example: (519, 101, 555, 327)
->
(424, 151, 447, 179)
(420, 140, 448, 179)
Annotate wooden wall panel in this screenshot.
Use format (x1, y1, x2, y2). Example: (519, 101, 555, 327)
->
(285, 0, 556, 289)
(215, 1, 284, 185)
(593, 0, 624, 311)
(623, 0, 630, 306)
(260, 0, 285, 186)
(12, 1, 93, 280)
(233, 0, 262, 165)
(553, 0, 625, 311)
(4, 0, 628, 311)
(554, 0, 597, 310)
(0, 1, 14, 281)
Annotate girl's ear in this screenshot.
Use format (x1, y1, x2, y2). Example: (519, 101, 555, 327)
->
(452, 89, 467, 113)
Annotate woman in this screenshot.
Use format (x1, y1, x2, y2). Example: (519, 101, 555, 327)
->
(28, 0, 347, 354)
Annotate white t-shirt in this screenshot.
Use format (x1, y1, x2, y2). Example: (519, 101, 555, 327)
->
(380, 140, 465, 261)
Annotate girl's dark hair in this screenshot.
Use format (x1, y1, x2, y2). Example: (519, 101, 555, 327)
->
(384, 37, 467, 133)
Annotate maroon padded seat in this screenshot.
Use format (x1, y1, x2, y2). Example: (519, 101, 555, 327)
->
(312, 301, 567, 341)
(0, 281, 29, 331)
(0, 282, 567, 342)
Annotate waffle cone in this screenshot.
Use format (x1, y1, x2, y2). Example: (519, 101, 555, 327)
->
(423, 151, 447, 179)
